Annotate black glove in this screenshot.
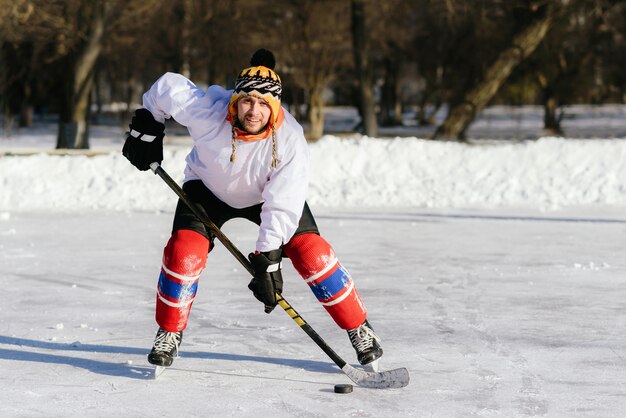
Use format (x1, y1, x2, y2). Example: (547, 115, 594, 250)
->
(122, 108, 165, 171)
(248, 249, 283, 313)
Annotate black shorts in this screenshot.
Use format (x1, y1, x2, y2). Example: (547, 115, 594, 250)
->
(172, 180, 319, 250)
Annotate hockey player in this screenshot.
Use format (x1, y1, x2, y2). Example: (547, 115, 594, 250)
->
(122, 49, 383, 369)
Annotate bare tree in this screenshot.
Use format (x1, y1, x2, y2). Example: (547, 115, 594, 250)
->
(100, 0, 171, 122)
(407, 0, 486, 127)
(274, 0, 352, 140)
(600, 1, 626, 103)
(0, 0, 58, 130)
(351, 0, 377, 136)
(359, 1, 416, 128)
(434, 1, 556, 140)
(190, 0, 248, 86)
(58, 1, 115, 149)
(531, 4, 602, 135)
(49, 0, 168, 148)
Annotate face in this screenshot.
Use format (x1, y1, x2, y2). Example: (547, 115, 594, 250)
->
(237, 96, 271, 134)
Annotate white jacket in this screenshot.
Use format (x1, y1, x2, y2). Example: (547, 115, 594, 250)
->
(142, 72, 310, 252)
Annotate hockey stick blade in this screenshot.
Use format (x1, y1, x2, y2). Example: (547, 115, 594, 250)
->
(341, 364, 410, 389)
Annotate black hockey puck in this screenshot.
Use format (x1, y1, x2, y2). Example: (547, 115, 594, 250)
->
(334, 384, 353, 393)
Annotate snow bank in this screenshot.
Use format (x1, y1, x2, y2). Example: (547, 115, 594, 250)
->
(1, 135, 625, 212)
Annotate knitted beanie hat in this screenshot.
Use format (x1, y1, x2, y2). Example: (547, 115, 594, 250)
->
(228, 49, 282, 129)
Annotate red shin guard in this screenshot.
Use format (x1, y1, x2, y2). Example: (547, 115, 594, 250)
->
(284, 233, 366, 330)
(156, 230, 209, 332)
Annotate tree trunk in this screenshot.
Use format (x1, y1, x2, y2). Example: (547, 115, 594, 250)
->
(2, 42, 36, 128)
(72, 68, 95, 149)
(380, 57, 402, 126)
(351, 0, 377, 137)
(308, 86, 325, 141)
(19, 44, 35, 127)
(56, 2, 110, 149)
(124, 74, 139, 123)
(19, 83, 33, 127)
(93, 66, 102, 125)
(434, 4, 554, 140)
(542, 91, 563, 136)
(416, 93, 429, 126)
(56, 54, 75, 149)
(5, 111, 14, 137)
(180, 0, 193, 79)
(534, 68, 564, 136)
(291, 86, 304, 121)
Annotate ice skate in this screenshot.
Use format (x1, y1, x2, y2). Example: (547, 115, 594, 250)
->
(148, 328, 183, 368)
(347, 320, 383, 370)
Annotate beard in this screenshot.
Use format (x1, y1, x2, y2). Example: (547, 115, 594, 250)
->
(237, 115, 268, 134)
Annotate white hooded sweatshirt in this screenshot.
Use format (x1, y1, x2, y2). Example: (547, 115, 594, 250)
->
(142, 72, 310, 252)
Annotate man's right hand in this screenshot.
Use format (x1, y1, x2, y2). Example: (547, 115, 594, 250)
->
(122, 108, 165, 171)
(248, 249, 283, 313)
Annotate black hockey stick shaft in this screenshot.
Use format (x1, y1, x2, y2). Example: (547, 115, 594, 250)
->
(149, 163, 348, 369)
(150, 163, 252, 275)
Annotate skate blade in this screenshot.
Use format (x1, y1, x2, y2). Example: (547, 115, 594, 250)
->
(152, 365, 166, 379)
(363, 359, 380, 373)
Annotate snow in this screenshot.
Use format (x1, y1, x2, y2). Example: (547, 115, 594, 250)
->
(1, 106, 626, 417)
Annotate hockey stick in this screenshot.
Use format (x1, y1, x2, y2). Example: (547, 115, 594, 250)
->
(149, 162, 409, 389)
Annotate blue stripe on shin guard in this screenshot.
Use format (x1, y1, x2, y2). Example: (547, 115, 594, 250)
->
(158, 271, 198, 301)
(309, 265, 351, 302)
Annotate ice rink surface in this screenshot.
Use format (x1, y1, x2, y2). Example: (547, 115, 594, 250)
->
(1, 208, 624, 417)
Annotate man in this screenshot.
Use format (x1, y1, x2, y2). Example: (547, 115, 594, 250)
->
(122, 49, 383, 370)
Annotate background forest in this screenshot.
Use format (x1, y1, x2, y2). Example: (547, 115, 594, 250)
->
(1, 0, 626, 148)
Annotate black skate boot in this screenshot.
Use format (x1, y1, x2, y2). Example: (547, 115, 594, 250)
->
(148, 328, 183, 367)
(347, 320, 383, 366)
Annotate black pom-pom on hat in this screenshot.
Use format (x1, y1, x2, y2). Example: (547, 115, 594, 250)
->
(250, 49, 276, 69)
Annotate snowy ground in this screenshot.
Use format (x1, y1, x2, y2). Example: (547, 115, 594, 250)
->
(1, 106, 626, 417)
